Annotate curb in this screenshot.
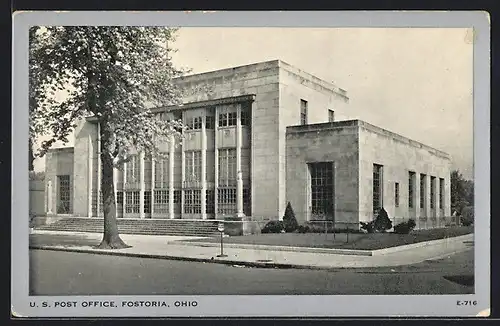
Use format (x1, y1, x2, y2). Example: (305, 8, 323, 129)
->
(29, 245, 341, 271)
(176, 233, 474, 256)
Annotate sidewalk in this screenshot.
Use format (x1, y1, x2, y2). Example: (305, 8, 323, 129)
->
(29, 230, 474, 270)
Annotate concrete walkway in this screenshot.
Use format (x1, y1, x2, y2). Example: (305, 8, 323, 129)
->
(30, 230, 474, 270)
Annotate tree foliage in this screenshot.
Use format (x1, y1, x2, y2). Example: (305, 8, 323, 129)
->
(30, 26, 196, 248)
(450, 170, 474, 216)
(282, 202, 298, 232)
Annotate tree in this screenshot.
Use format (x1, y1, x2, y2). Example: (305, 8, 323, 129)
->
(282, 202, 298, 232)
(30, 26, 191, 249)
(450, 169, 474, 216)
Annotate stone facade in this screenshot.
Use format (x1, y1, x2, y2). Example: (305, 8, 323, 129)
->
(42, 59, 451, 230)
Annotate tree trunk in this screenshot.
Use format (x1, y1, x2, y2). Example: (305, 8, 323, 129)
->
(29, 138, 35, 171)
(96, 123, 131, 249)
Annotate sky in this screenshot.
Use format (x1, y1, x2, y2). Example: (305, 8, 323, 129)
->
(33, 27, 474, 179)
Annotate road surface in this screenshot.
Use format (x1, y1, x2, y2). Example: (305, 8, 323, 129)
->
(29, 249, 474, 295)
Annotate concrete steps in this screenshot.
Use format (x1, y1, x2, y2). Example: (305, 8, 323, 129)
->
(35, 217, 220, 237)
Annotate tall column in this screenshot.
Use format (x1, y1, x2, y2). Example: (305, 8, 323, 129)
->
(47, 180, 53, 215)
(201, 115, 207, 219)
(236, 104, 244, 218)
(139, 152, 145, 218)
(87, 134, 93, 218)
(168, 138, 175, 219)
(214, 106, 219, 219)
(151, 155, 155, 216)
(96, 123, 102, 216)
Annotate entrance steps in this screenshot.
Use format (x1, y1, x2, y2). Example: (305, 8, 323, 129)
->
(34, 217, 220, 237)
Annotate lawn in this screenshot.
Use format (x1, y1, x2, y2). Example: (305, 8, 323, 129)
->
(186, 226, 474, 250)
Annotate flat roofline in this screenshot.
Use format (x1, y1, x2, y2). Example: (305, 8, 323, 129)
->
(286, 120, 450, 159)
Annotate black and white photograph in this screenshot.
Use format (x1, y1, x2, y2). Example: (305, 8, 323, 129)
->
(12, 11, 490, 318)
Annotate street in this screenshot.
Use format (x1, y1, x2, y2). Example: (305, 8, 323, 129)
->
(30, 248, 474, 295)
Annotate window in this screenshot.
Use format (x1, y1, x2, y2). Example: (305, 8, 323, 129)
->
(185, 151, 202, 182)
(144, 156, 152, 186)
(328, 109, 335, 122)
(57, 175, 71, 214)
(116, 191, 123, 217)
(409, 171, 416, 208)
(420, 174, 426, 209)
(218, 148, 237, 186)
(125, 191, 140, 214)
(300, 99, 308, 125)
(218, 188, 237, 215)
(153, 190, 169, 214)
(184, 189, 202, 214)
(187, 116, 202, 130)
(310, 162, 334, 217)
(205, 115, 215, 129)
(125, 155, 140, 187)
(173, 190, 181, 203)
(243, 188, 251, 216)
(206, 189, 215, 214)
(373, 164, 383, 214)
(218, 111, 237, 127)
(241, 110, 250, 126)
(395, 182, 400, 207)
(144, 191, 152, 214)
(430, 176, 436, 209)
(154, 153, 169, 189)
(439, 178, 445, 209)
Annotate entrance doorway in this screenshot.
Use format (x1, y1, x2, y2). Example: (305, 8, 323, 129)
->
(308, 162, 335, 220)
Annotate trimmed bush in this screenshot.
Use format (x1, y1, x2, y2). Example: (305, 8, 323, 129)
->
(360, 207, 393, 233)
(297, 225, 310, 233)
(393, 219, 417, 234)
(461, 206, 474, 226)
(261, 220, 285, 234)
(283, 202, 299, 232)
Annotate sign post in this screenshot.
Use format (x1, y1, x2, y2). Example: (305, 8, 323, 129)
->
(216, 222, 227, 258)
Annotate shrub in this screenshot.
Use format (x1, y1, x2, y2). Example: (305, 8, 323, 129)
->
(374, 207, 392, 232)
(283, 202, 299, 232)
(393, 219, 416, 234)
(261, 220, 285, 234)
(360, 221, 376, 233)
(297, 225, 310, 233)
(360, 207, 393, 233)
(461, 206, 474, 226)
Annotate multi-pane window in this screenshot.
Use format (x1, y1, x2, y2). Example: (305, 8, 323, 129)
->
(420, 174, 426, 209)
(205, 115, 215, 129)
(218, 111, 237, 127)
(185, 151, 202, 182)
(173, 190, 181, 203)
(395, 182, 400, 207)
(57, 175, 71, 214)
(153, 190, 169, 214)
(144, 191, 152, 214)
(206, 189, 215, 214)
(154, 154, 169, 188)
(300, 99, 308, 125)
(310, 162, 334, 217)
(218, 188, 237, 215)
(184, 189, 202, 214)
(373, 164, 383, 214)
(218, 148, 237, 186)
(328, 109, 335, 122)
(439, 178, 445, 209)
(144, 156, 152, 186)
(187, 116, 203, 130)
(430, 176, 436, 209)
(125, 191, 140, 214)
(125, 155, 140, 187)
(116, 191, 123, 217)
(408, 171, 416, 208)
